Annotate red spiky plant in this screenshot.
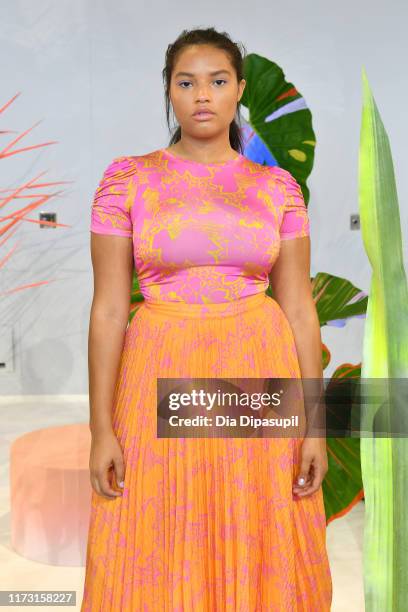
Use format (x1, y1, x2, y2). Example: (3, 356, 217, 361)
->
(0, 92, 72, 296)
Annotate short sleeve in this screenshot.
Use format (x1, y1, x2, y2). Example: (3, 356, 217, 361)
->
(90, 157, 135, 237)
(274, 167, 310, 240)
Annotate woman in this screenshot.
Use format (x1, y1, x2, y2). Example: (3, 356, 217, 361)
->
(81, 27, 333, 611)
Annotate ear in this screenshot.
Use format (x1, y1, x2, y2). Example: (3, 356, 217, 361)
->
(238, 79, 246, 102)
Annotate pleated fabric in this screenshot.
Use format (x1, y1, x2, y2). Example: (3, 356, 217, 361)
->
(81, 292, 333, 611)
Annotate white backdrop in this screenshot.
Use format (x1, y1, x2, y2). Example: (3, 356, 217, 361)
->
(1, 0, 407, 393)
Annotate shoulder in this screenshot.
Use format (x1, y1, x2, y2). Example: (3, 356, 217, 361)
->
(243, 161, 303, 203)
(101, 150, 164, 178)
(242, 160, 298, 186)
(265, 165, 304, 205)
(266, 165, 299, 187)
(98, 155, 141, 181)
(91, 157, 137, 236)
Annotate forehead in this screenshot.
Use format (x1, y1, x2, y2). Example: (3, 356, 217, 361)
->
(173, 45, 232, 76)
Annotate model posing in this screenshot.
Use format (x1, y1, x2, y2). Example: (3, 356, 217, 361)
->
(81, 27, 332, 611)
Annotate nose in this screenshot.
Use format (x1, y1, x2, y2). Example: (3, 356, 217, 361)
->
(196, 87, 210, 101)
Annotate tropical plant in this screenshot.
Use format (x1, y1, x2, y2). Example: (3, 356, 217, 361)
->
(357, 67, 408, 611)
(238, 53, 367, 524)
(0, 92, 69, 297)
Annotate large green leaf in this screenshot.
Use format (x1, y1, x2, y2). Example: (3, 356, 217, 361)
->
(267, 271, 367, 326)
(311, 272, 368, 325)
(358, 67, 408, 610)
(241, 53, 316, 203)
(324, 363, 364, 524)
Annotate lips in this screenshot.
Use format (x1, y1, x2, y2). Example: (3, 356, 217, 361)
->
(193, 110, 215, 121)
(193, 109, 215, 116)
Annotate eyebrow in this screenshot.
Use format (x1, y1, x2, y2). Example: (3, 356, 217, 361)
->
(174, 69, 232, 78)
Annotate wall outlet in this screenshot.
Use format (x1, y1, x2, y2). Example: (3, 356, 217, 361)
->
(39, 212, 57, 228)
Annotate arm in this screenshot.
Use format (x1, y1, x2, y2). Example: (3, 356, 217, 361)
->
(269, 236, 328, 498)
(87, 232, 133, 500)
(87, 156, 136, 499)
(268, 235, 325, 436)
(268, 166, 327, 497)
(269, 235, 319, 375)
(88, 232, 134, 436)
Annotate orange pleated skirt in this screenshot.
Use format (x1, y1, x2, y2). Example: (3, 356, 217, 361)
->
(81, 292, 333, 611)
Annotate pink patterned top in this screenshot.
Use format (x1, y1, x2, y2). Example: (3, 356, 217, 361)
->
(90, 148, 310, 304)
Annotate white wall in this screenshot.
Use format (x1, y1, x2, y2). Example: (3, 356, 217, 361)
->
(1, 0, 407, 394)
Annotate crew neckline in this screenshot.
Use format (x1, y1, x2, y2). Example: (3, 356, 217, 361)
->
(160, 147, 244, 167)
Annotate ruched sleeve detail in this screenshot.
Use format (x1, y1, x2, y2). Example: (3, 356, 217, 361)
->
(273, 166, 310, 240)
(90, 157, 136, 237)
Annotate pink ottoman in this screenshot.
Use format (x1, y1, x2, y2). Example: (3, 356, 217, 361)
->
(10, 423, 92, 566)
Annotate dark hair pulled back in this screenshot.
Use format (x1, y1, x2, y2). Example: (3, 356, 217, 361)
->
(162, 27, 247, 153)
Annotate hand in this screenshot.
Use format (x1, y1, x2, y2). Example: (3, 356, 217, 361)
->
(292, 437, 328, 498)
(89, 430, 125, 500)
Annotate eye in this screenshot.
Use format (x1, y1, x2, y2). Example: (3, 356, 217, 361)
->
(177, 79, 227, 88)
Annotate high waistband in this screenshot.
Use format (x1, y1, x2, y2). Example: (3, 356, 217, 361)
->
(141, 291, 268, 319)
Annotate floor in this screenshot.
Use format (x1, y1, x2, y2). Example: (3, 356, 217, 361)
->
(0, 397, 365, 611)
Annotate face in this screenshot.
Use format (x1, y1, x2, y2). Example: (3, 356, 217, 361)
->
(169, 44, 246, 139)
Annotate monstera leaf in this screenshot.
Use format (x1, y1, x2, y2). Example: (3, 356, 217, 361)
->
(240, 53, 316, 203)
